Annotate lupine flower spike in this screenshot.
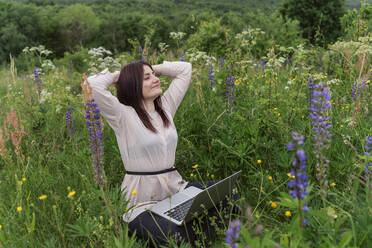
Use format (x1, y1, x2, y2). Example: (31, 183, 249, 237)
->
(309, 81, 332, 199)
(225, 73, 236, 115)
(34, 67, 42, 96)
(208, 63, 215, 90)
(225, 219, 241, 248)
(139, 45, 145, 61)
(287, 131, 309, 228)
(179, 49, 185, 62)
(85, 99, 106, 189)
(65, 106, 75, 140)
(364, 136, 372, 175)
(218, 56, 225, 68)
(260, 60, 265, 75)
(307, 77, 315, 109)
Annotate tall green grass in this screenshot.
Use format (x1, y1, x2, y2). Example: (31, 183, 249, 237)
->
(0, 39, 371, 247)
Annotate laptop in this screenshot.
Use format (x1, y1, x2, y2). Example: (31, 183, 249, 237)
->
(150, 170, 241, 226)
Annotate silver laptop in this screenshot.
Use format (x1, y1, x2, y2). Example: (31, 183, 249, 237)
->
(150, 171, 241, 226)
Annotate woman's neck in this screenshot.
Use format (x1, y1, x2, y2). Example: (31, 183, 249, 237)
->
(143, 100, 155, 113)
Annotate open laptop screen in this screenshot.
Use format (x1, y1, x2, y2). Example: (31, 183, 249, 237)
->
(184, 170, 241, 223)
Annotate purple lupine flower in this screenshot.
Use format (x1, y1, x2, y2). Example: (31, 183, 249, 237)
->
(310, 81, 332, 198)
(139, 45, 145, 61)
(34, 67, 42, 96)
(260, 60, 265, 74)
(307, 77, 315, 108)
(179, 49, 185, 62)
(65, 106, 75, 140)
(208, 63, 215, 89)
(352, 83, 357, 102)
(225, 219, 241, 248)
(364, 136, 372, 175)
(218, 56, 225, 68)
(287, 131, 310, 229)
(85, 99, 106, 189)
(225, 75, 236, 115)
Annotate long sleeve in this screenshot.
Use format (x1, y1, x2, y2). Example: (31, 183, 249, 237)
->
(155, 61, 192, 118)
(87, 69, 122, 132)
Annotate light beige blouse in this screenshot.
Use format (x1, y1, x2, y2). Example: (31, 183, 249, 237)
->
(88, 61, 192, 222)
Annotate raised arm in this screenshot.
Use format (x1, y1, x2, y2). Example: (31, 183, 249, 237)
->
(153, 61, 192, 118)
(87, 69, 122, 132)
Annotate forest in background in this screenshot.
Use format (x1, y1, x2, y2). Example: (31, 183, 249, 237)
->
(1, 0, 371, 72)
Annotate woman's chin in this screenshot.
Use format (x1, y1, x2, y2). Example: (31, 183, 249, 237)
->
(155, 89, 163, 97)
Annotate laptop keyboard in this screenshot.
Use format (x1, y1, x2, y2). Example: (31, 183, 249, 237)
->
(164, 198, 194, 222)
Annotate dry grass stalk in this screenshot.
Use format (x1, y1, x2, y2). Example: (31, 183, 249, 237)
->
(0, 127, 9, 158)
(81, 73, 93, 106)
(9, 53, 17, 85)
(3, 109, 25, 158)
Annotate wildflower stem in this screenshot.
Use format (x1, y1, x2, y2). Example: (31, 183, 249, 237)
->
(294, 150, 303, 229)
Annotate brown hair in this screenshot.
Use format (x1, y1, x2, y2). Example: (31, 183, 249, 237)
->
(115, 61, 170, 133)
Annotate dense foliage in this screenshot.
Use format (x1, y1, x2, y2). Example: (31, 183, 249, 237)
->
(280, 0, 346, 46)
(0, 0, 371, 64)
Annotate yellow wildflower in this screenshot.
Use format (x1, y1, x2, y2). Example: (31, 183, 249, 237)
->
(285, 211, 291, 217)
(17, 206, 22, 212)
(340, 125, 344, 128)
(190, 173, 194, 177)
(330, 182, 336, 187)
(257, 160, 262, 164)
(268, 176, 272, 180)
(68, 191, 76, 198)
(18, 181, 23, 185)
(192, 164, 198, 169)
(131, 190, 137, 196)
(277, 113, 281, 117)
(39, 195, 47, 200)
(0, 224, 2, 230)
(287, 173, 295, 179)
(125, 207, 129, 211)
(22, 177, 26, 182)
(301, 115, 305, 119)
(271, 202, 277, 208)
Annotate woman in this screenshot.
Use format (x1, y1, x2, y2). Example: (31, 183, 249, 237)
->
(88, 61, 234, 247)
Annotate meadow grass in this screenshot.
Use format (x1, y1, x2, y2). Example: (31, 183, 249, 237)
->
(0, 40, 371, 248)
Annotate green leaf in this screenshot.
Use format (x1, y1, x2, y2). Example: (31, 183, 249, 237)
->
(280, 234, 289, 248)
(278, 192, 298, 209)
(338, 232, 352, 248)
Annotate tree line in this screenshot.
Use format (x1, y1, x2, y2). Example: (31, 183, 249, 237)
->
(0, 0, 370, 66)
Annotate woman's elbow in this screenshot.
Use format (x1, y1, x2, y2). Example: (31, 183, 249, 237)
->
(185, 62, 192, 74)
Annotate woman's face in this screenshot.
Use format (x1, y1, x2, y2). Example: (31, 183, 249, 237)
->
(142, 65, 162, 101)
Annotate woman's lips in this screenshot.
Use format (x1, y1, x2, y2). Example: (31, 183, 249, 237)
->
(153, 83, 160, 88)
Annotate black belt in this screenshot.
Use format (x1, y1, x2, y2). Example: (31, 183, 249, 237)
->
(126, 167, 177, 176)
